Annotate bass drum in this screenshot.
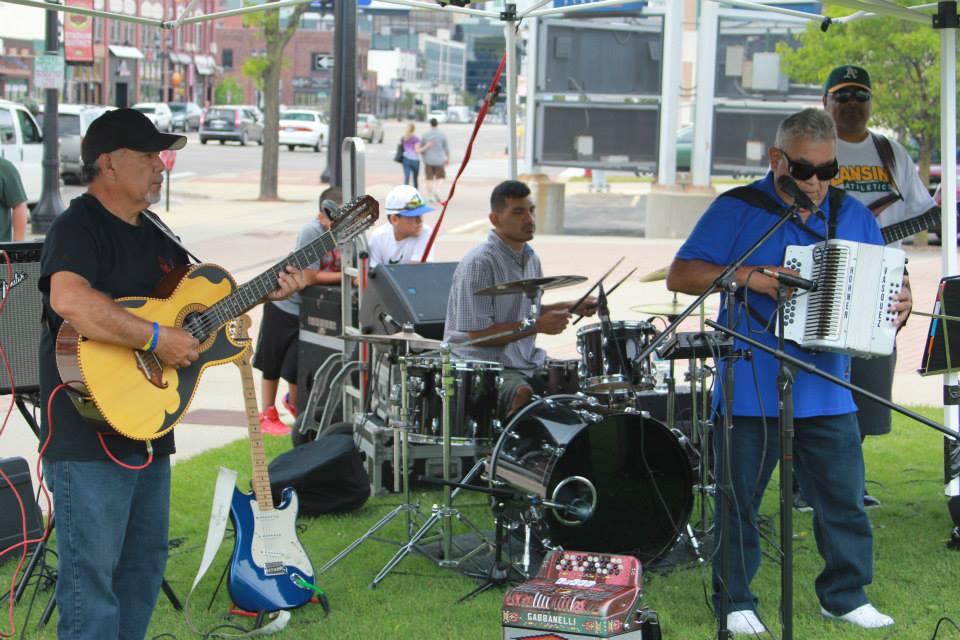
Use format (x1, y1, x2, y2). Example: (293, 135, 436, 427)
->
(488, 397, 692, 564)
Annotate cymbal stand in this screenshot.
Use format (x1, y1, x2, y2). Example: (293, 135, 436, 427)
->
(319, 345, 422, 575)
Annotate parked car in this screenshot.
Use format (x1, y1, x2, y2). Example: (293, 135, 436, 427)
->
(199, 106, 264, 145)
(132, 102, 173, 132)
(0, 99, 43, 204)
(278, 110, 328, 152)
(53, 104, 113, 184)
(238, 104, 264, 124)
(357, 113, 384, 143)
(446, 106, 471, 124)
(168, 102, 202, 131)
(427, 110, 448, 124)
(676, 125, 693, 172)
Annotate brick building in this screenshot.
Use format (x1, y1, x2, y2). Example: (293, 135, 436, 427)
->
(214, 10, 375, 112)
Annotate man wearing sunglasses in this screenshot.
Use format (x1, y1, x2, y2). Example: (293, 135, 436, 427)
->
(823, 65, 935, 510)
(667, 108, 908, 635)
(367, 184, 436, 268)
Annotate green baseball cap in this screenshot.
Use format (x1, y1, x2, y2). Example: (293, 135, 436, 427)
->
(824, 65, 871, 95)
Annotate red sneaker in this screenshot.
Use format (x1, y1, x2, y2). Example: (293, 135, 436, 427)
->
(259, 406, 291, 436)
(282, 392, 298, 418)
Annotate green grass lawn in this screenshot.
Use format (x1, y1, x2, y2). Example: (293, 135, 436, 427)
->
(4, 407, 960, 639)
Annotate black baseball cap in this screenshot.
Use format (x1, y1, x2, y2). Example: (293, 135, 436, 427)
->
(81, 108, 186, 165)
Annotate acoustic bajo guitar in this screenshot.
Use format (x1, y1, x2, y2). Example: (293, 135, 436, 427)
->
(55, 195, 378, 441)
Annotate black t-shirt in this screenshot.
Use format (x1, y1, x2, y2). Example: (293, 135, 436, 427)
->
(38, 194, 188, 461)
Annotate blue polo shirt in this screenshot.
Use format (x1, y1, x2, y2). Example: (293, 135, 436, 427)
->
(676, 173, 883, 418)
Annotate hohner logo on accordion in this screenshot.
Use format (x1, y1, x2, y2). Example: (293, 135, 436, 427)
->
(779, 239, 905, 358)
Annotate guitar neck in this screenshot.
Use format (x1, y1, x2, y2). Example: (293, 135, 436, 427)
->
(201, 232, 338, 334)
(236, 348, 274, 512)
(881, 206, 940, 245)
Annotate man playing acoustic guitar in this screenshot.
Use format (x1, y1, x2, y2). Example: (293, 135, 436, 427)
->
(37, 108, 305, 640)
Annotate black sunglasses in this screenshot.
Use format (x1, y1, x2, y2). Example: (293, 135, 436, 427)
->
(778, 149, 839, 182)
(830, 89, 872, 104)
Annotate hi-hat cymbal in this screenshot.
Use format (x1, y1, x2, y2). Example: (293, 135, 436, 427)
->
(632, 301, 717, 318)
(475, 275, 587, 296)
(342, 330, 442, 351)
(638, 266, 669, 283)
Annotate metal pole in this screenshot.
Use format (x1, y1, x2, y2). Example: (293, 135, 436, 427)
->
(31, 0, 64, 234)
(323, 0, 357, 186)
(522, 17, 539, 175)
(692, 0, 719, 188)
(504, 5, 518, 179)
(656, 0, 682, 186)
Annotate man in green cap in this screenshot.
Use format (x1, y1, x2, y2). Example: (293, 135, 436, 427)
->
(820, 65, 935, 510)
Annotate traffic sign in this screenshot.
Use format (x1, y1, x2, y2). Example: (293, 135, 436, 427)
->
(313, 53, 333, 71)
(160, 149, 176, 172)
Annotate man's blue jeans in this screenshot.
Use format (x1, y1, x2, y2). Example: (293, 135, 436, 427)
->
(45, 453, 171, 640)
(712, 413, 872, 617)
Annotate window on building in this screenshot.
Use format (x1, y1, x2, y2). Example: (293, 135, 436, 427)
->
(93, 18, 102, 43)
(110, 20, 120, 42)
(223, 49, 233, 70)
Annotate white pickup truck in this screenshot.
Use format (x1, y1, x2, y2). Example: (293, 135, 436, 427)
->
(0, 99, 42, 204)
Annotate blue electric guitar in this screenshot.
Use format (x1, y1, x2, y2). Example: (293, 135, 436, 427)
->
(227, 316, 317, 613)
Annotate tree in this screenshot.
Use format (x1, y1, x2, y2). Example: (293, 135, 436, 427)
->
(214, 77, 244, 105)
(242, 0, 311, 200)
(777, 3, 945, 184)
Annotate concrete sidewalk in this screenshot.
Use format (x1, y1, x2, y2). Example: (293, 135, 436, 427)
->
(4, 173, 952, 490)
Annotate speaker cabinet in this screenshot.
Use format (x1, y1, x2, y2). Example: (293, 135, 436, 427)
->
(297, 285, 357, 418)
(359, 262, 458, 339)
(0, 457, 42, 564)
(0, 242, 43, 395)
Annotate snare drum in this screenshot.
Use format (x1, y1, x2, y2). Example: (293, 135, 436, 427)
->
(535, 358, 581, 395)
(405, 356, 502, 445)
(577, 320, 658, 393)
(487, 396, 693, 563)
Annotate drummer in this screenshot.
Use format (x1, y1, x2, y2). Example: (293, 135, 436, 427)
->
(443, 180, 597, 419)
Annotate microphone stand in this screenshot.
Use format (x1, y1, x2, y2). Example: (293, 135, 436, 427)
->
(628, 200, 805, 640)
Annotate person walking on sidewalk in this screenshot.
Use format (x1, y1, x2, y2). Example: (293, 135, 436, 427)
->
(253, 186, 344, 435)
(0, 156, 27, 241)
(420, 117, 450, 202)
(400, 122, 422, 189)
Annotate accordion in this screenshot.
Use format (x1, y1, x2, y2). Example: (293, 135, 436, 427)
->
(779, 239, 905, 358)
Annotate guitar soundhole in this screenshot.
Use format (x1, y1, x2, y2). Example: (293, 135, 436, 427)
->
(183, 312, 209, 343)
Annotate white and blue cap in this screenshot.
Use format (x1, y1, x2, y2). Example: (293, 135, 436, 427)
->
(384, 185, 434, 218)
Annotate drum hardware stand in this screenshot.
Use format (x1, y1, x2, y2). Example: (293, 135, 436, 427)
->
(569, 257, 626, 326)
(319, 345, 425, 575)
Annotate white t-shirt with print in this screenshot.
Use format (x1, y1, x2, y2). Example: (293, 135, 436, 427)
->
(366, 222, 435, 268)
(834, 134, 936, 244)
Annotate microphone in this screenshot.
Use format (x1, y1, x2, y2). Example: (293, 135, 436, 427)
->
(379, 312, 403, 332)
(777, 175, 826, 221)
(758, 268, 817, 292)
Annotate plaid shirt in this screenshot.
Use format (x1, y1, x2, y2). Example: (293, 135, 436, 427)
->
(443, 230, 546, 374)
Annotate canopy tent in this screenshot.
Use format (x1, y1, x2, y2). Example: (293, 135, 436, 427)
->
(6, 0, 957, 484)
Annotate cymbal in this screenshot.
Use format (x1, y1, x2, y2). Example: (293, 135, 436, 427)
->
(474, 275, 587, 296)
(638, 266, 668, 283)
(632, 301, 717, 318)
(341, 330, 442, 350)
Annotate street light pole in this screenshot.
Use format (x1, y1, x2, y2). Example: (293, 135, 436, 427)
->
(322, 0, 356, 186)
(31, 0, 64, 234)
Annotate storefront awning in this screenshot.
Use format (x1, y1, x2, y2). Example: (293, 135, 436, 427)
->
(194, 55, 215, 76)
(169, 52, 192, 65)
(107, 44, 144, 60)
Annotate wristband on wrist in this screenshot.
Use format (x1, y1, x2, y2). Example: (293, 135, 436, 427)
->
(142, 322, 160, 353)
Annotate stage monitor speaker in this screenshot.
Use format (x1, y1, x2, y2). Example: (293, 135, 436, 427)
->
(0, 242, 43, 395)
(359, 262, 458, 340)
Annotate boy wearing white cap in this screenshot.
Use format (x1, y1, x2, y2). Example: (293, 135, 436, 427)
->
(367, 184, 436, 268)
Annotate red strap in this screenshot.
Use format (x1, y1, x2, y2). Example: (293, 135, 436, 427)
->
(420, 53, 507, 262)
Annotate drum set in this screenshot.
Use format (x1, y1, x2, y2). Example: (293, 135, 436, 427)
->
(318, 269, 721, 589)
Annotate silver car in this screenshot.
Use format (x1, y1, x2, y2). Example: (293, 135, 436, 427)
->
(54, 104, 113, 184)
(357, 113, 384, 143)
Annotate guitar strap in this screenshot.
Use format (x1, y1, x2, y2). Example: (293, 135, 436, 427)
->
(868, 132, 903, 214)
(141, 208, 203, 264)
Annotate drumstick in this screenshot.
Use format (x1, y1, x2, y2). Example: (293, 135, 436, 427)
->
(571, 267, 639, 326)
(567, 257, 624, 319)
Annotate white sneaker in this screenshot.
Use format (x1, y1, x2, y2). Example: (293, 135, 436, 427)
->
(821, 603, 894, 628)
(727, 610, 768, 636)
